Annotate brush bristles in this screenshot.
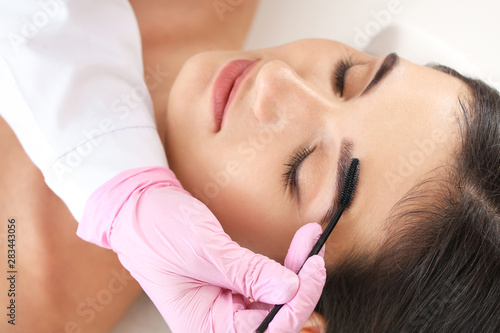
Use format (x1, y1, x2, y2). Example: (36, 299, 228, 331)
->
(339, 158, 360, 209)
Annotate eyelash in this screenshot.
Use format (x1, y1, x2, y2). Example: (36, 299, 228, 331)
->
(282, 146, 316, 191)
(281, 57, 353, 193)
(334, 57, 354, 97)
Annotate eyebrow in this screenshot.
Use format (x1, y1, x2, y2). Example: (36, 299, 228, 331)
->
(320, 139, 355, 227)
(361, 53, 400, 96)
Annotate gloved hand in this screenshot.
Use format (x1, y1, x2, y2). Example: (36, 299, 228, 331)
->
(233, 223, 327, 333)
(78, 166, 326, 333)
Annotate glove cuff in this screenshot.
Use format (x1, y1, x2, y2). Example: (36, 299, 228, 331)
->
(76, 166, 180, 249)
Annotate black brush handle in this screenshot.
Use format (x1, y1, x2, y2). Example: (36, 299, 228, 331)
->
(255, 158, 359, 333)
(306, 207, 344, 259)
(255, 208, 344, 333)
(255, 304, 283, 333)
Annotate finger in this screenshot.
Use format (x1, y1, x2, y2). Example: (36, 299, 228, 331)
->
(268, 255, 326, 333)
(284, 223, 325, 273)
(198, 223, 325, 304)
(233, 255, 326, 333)
(129, 188, 301, 305)
(209, 239, 300, 304)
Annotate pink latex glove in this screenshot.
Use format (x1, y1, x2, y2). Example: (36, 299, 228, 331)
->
(77, 166, 326, 333)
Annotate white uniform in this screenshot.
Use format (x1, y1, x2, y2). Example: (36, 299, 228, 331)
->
(0, 0, 167, 221)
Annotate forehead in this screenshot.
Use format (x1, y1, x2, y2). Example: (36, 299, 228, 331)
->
(322, 59, 469, 265)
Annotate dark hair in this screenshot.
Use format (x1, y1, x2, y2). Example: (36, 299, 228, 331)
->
(316, 66, 500, 332)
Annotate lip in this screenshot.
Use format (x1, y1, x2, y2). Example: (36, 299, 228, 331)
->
(212, 59, 259, 132)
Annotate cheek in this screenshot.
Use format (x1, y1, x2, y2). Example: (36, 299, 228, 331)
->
(200, 161, 300, 263)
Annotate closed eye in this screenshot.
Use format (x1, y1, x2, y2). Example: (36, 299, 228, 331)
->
(282, 146, 316, 200)
(333, 57, 354, 97)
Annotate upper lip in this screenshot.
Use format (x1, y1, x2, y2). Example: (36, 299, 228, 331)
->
(212, 59, 259, 132)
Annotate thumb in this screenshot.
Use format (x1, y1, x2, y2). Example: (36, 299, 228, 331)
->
(234, 255, 327, 333)
(205, 223, 324, 305)
(268, 255, 326, 333)
(206, 236, 300, 305)
(284, 223, 325, 273)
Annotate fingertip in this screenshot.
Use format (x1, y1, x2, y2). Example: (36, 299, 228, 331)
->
(284, 223, 325, 273)
(266, 269, 300, 303)
(299, 255, 326, 279)
(303, 222, 324, 239)
(249, 261, 300, 304)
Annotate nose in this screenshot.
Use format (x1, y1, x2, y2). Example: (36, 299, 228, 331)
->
(252, 60, 329, 126)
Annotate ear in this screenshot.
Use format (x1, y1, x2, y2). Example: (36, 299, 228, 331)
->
(300, 311, 326, 333)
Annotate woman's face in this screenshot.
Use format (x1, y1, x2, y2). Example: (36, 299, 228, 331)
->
(164, 39, 467, 264)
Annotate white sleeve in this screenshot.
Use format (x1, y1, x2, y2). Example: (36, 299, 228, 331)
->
(0, 0, 168, 221)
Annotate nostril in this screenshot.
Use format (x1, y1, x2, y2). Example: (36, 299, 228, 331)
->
(252, 90, 281, 125)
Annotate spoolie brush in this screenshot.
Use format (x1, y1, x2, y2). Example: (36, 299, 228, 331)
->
(255, 158, 360, 333)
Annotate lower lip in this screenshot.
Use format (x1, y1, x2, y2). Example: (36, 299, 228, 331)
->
(212, 59, 258, 132)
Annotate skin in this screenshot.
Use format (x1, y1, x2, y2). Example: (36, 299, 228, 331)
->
(162, 40, 468, 265)
(0, 2, 468, 332)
